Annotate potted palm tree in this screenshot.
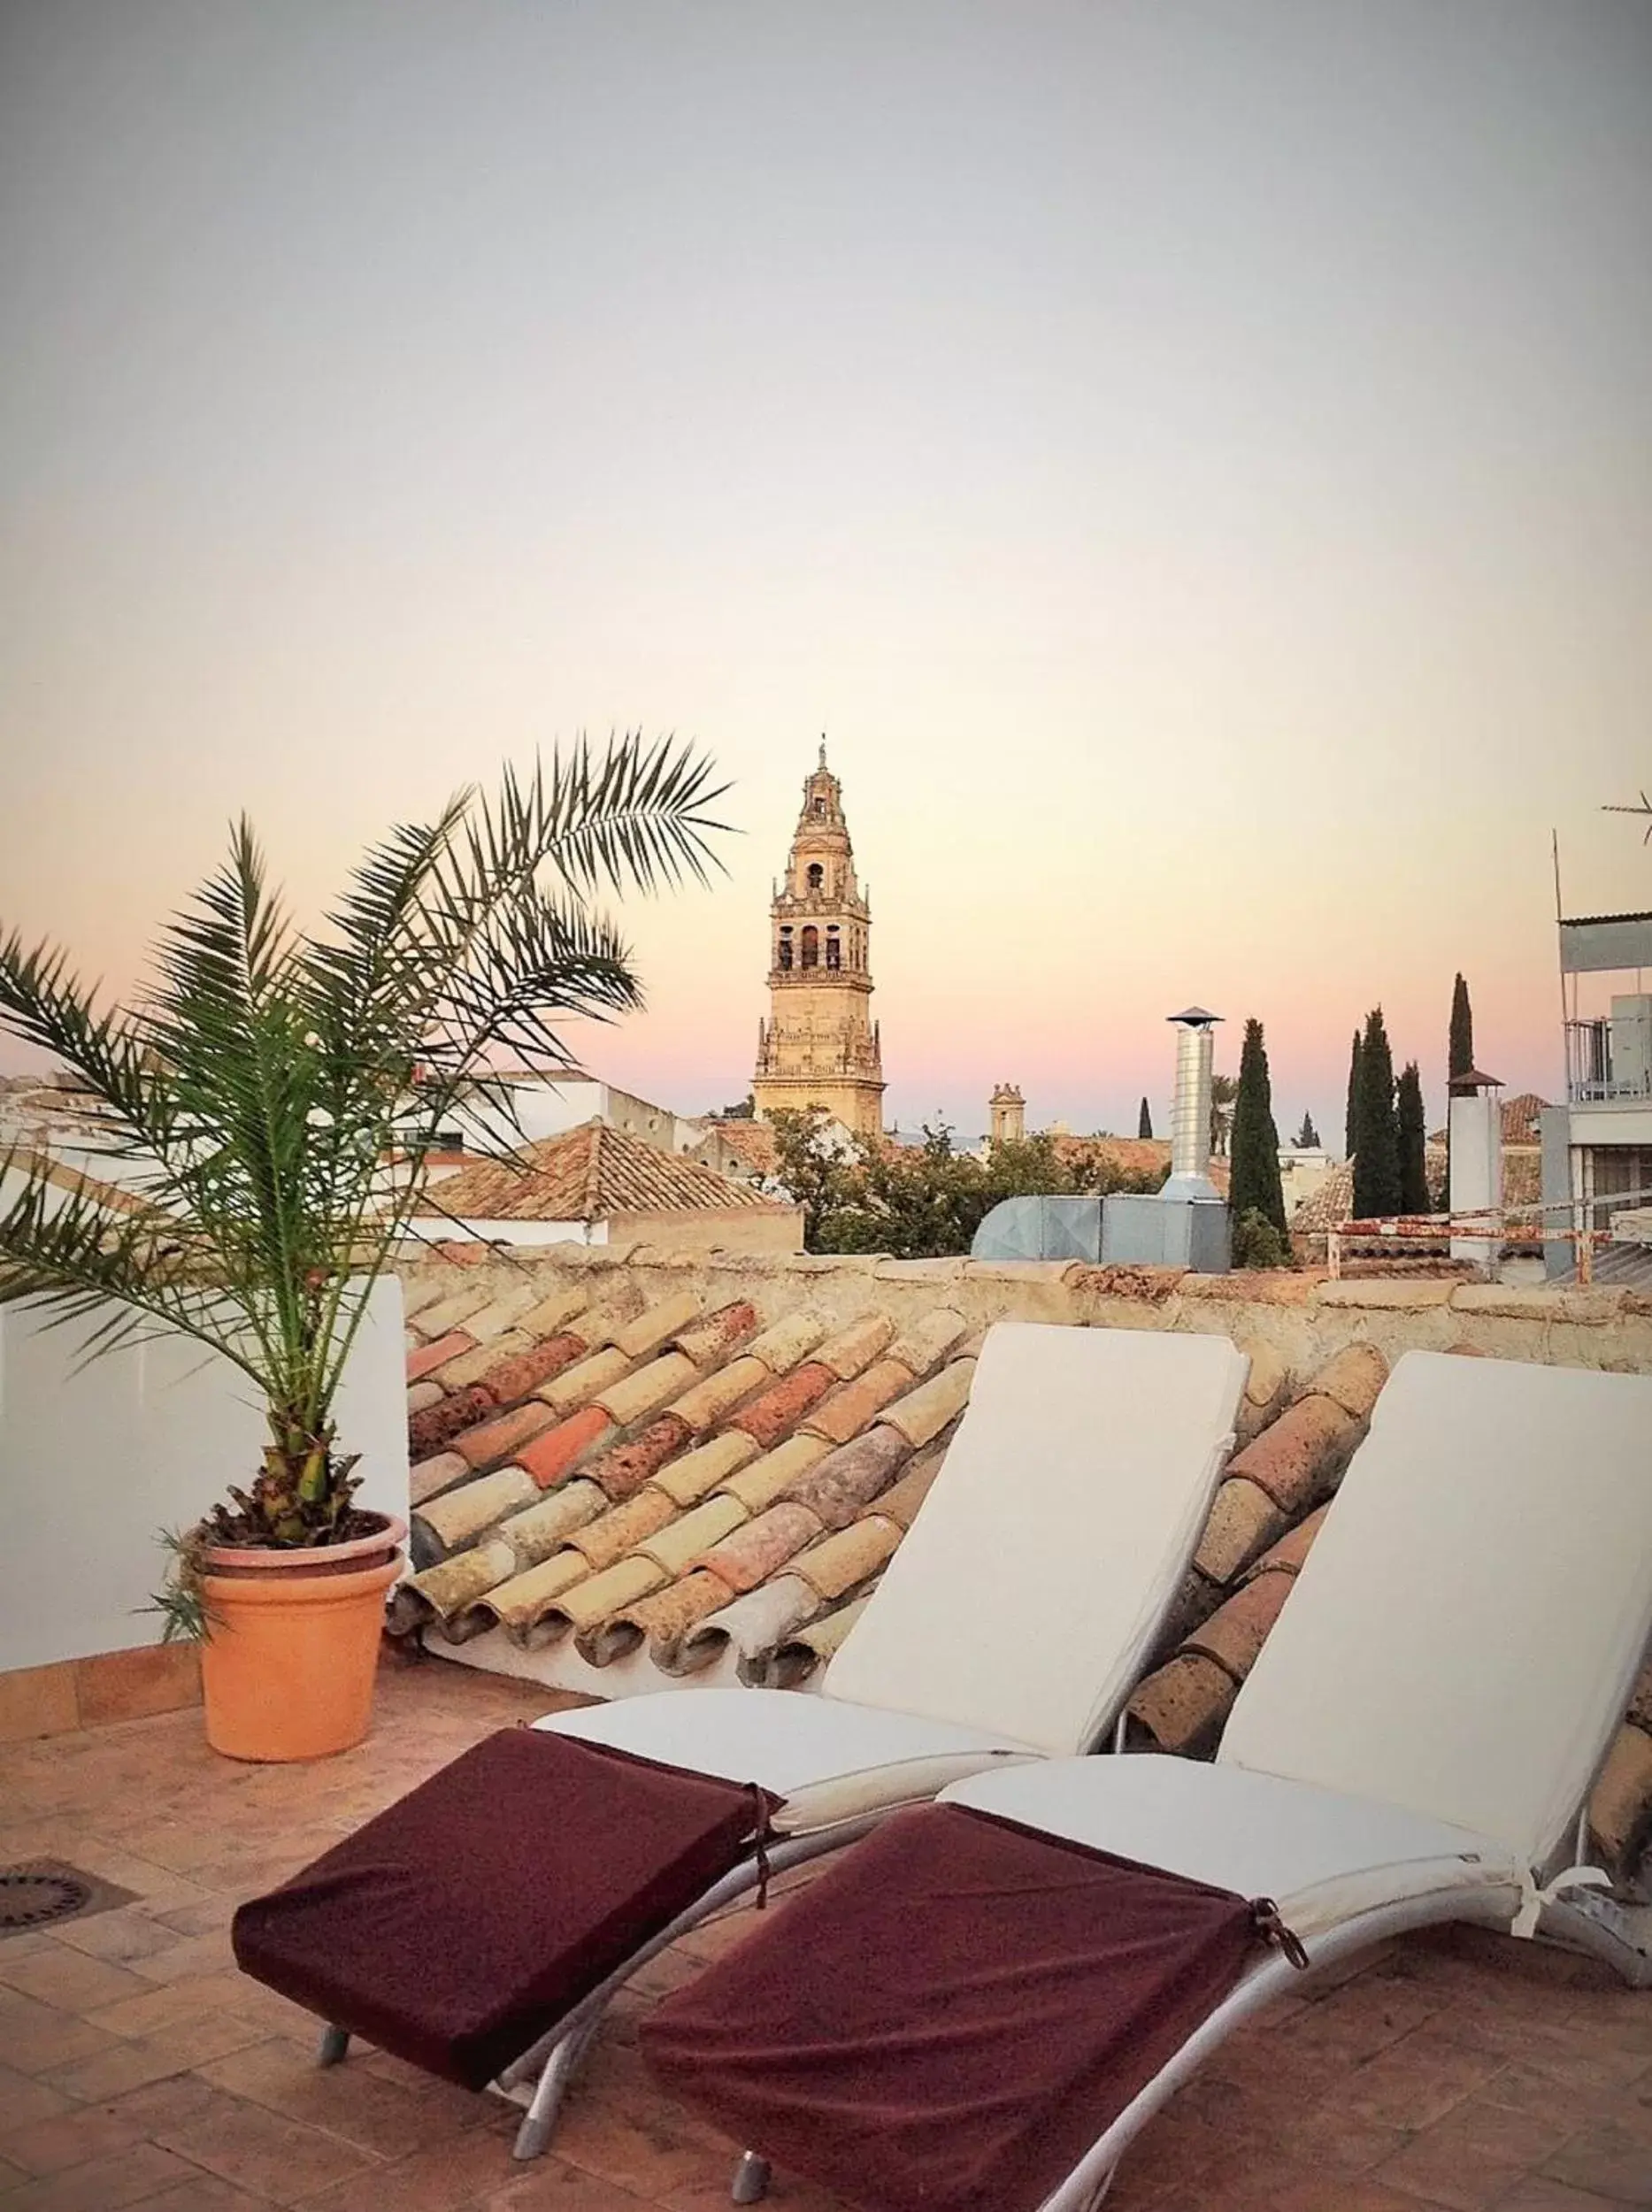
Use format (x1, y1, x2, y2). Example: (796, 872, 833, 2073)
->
(0, 739, 726, 1761)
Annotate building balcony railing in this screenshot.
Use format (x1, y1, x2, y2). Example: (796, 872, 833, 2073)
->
(1565, 1019, 1652, 1106)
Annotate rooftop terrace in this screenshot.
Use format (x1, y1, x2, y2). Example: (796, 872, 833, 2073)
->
(2, 1655, 1649, 2212)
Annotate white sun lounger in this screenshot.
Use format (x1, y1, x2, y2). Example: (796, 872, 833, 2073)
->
(645, 1349, 1652, 2212)
(242, 1321, 1247, 2160)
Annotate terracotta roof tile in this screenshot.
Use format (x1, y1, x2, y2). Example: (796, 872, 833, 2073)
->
(695, 1118, 780, 1177)
(406, 1330, 478, 1384)
(813, 1313, 896, 1379)
(727, 1361, 836, 1448)
(592, 1351, 699, 1429)
(481, 1552, 595, 1647)
(872, 1446, 947, 1530)
(406, 1379, 445, 1417)
(1182, 1569, 1295, 1681)
(789, 1516, 901, 1602)
(561, 1556, 671, 1639)
(743, 1310, 828, 1371)
(426, 1330, 535, 1390)
(588, 1414, 694, 1502)
(672, 1302, 759, 1367)
(495, 1479, 606, 1569)
(699, 1502, 823, 1594)
(514, 1286, 591, 1340)
(515, 1404, 617, 1489)
(1193, 1474, 1288, 1584)
(1224, 1394, 1361, 1516)
(452, 1399, 559, 1472)
(565, 1490, 678, 1572)
(667, 1355, 772, 1433)
(651, 1431, 762, 1508)
(801, 1359, 917, 1445)
(761, 1592, 874, 1687)
(879, 1357, 976, 1448)
(534, 1345, 631, 1418)
(423, 1120, 783, 1222)
(454, 1283, 546, 1341)
(611, 1293, 703, 1362)
(884, 1309, 969, 1377)
(781, 1426, 909, 1529)
(415, 1468, 537, 1560)
(409, 1386, 494, 1460)
(629, 1570, 740, 1671)
(638, 1494, 748, 1577)
(410, 1450, 469, 1507)
(680, 1578, 822, 1680)
(717, 1433, 831, 1512)
(476, 1332, 589, 1407)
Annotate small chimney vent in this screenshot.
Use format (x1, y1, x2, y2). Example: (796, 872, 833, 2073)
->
(1162, 1007, 1223, 1203)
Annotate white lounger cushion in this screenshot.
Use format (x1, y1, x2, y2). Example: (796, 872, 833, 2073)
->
(543, 1689, 1034, 1834)
(942, 1755, 1525, 1938)
(823, 1324, 1249, 1755)
(1220, 1351, 1652, 1870)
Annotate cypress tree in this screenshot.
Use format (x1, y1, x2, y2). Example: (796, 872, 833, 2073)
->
(1344, 1030, 1363, 1157)
(1295, 1110, 1319, 1149)
(1228, 1018, 1287, 1234)
(1396, 1061, 1429, 1213)
(1351, 1006, 1402, 1218)
(1448, 973, 1474, 1081)
(1137, 1096, 1153, 1140)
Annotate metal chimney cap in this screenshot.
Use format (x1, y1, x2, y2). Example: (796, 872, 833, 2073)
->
(1167, 1006, 1222, 1026)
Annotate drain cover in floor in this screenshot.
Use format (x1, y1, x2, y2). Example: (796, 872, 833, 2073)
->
(0, 1860, 136, 1939)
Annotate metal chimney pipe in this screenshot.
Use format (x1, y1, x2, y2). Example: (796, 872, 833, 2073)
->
(1161, 1007, 1222, 1203)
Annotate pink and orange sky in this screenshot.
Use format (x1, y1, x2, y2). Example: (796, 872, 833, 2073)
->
(2, 2, 1648, 1143)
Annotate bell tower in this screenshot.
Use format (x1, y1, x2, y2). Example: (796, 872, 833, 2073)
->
(752, 741, 886, 1138)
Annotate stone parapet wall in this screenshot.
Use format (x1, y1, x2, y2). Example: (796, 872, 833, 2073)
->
(395, 1244, 1652, 1384)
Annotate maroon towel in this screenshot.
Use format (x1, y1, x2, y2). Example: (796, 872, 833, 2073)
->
(643, 1801, 1277, 2212)
(234, 1728, 778, 2091)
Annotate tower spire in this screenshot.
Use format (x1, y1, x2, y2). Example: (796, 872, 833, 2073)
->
(751, 745, 885, 1138)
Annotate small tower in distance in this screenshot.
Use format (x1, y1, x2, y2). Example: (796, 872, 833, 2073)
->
(751, 741, 886, 1139)
(988, 1085, 1026, 1146)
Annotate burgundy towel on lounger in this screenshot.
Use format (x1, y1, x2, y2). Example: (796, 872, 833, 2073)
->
(642, 1801, 1285, 2212)
(233, 1728, 779, 2093)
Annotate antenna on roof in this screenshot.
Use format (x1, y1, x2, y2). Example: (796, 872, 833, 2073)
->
(1602, 790, 1652, 844)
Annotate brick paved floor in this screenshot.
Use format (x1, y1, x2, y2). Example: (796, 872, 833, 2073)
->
(1, 1651, 1648, 2210)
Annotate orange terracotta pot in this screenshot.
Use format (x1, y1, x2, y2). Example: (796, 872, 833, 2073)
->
(198, 1515, 406, 1763)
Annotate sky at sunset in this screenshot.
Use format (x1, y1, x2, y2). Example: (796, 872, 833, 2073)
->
(3, 1, 1648, 1145)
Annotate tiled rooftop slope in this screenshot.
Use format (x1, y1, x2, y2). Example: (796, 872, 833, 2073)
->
(393, 1241, 1652, 1893)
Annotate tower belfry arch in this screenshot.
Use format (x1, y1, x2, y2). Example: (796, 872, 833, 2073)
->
(751, 741, 886, 1137)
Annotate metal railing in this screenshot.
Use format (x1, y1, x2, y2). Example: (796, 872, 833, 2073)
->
(1325, 1185, 1652, 1286)
(1565, 1019, 1652, 1105)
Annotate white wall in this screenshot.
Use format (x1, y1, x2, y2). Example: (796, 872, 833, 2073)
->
(408, 1215, 602, 1247)
(0, 1278, 409, 1673)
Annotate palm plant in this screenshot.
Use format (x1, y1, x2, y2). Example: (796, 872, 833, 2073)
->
(0, 737, 727, 1606)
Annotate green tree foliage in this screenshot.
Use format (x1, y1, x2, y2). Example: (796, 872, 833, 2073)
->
(1295, 1110, 1320, 1149)
(1396, 1061, 1430, 1214)
(1344, 1029, 1363, 1157)
(767, 1111, 1164, 1257)
(1227, 1018, 1287, 1238)
(1231, 1208, 1291, 1270)
(712, 1094, 755, 1118)
(1138, 1096, 1153, 1140)
(1448, 972, 1474, 1081)
(1351, 1006, 1402, 1218)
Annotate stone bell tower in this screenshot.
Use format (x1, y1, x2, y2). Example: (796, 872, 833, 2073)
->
(751, 741, 886, 1139)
